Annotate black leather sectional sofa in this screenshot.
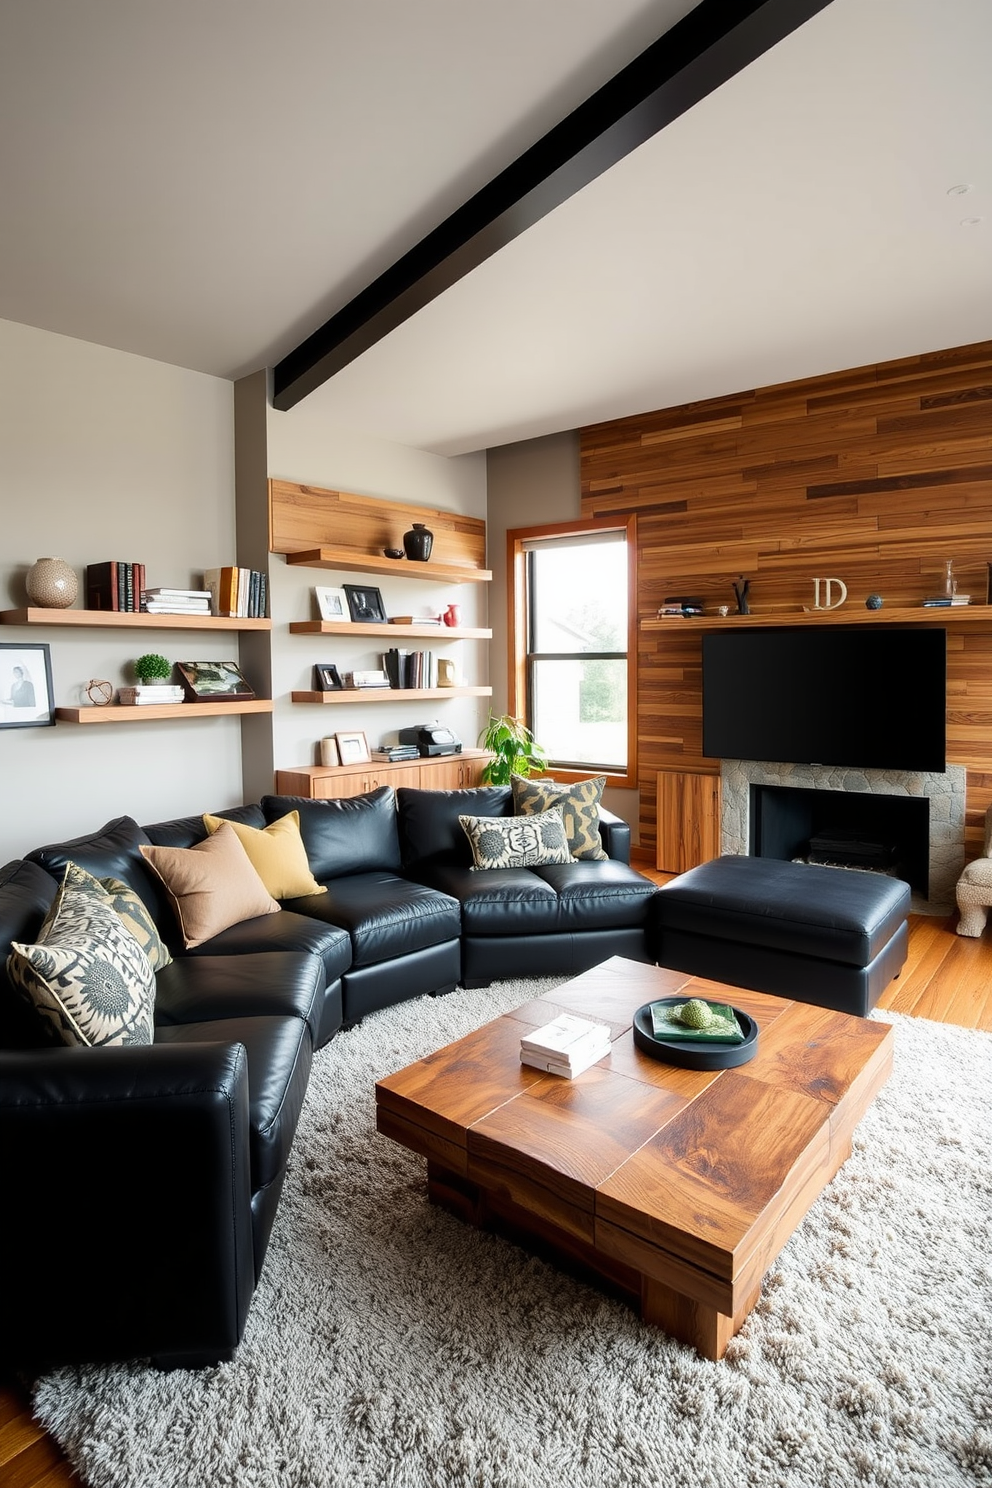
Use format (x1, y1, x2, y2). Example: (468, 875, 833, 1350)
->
(0, 783, 657, 1370)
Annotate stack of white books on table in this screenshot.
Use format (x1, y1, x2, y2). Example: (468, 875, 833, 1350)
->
(117, 685, 186, 705)
(140, 588, 212, 615)
(519, 1013, 612, 1078)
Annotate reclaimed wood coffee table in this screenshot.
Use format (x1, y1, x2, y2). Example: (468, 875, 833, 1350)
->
(375, 955, 893, 1359)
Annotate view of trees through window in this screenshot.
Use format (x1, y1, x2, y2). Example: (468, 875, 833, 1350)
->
(527, 536, 627, 771)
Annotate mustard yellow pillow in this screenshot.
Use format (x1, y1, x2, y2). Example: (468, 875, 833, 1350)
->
(139, 824, 280, 949)
(202, 811, 325, 900)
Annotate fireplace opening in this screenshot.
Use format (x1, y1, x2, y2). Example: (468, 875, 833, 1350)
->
(749, 783, 930, 897)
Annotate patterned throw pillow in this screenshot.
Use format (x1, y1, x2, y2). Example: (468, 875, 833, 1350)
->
(100, 875, 173, 971)
(511, 775, 609, 861)
(7, 862, 156, 1047)
(458, 806, 573, 871)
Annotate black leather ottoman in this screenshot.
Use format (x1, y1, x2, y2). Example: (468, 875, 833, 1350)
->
(648, 855, 911, 1016)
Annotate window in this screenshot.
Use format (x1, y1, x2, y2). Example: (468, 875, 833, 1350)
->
(508, 517, 636, 783)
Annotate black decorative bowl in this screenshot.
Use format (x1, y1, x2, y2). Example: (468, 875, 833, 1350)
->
(632, 997, 758, 1070)
(382, 548, 405, 560)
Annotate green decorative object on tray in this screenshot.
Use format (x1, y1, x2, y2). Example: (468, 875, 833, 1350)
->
(649, 998, 745, 1045)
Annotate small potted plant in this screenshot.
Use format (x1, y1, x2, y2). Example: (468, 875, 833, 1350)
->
(478, 712, 548, 785)
(133, 653, 172, 686)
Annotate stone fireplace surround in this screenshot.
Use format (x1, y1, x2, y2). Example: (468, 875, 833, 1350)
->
(721, 758, 966, 912)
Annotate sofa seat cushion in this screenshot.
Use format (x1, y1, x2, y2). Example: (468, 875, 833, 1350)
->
(531, 861, 659, 929)
(182, 910, 352, 985)
(155, 1014, 312, 1194)
(417, 865, 561, 935)
(154, 952, 325, 1047)
(284, 873, 460, 968)
(652, 855, 911, 967)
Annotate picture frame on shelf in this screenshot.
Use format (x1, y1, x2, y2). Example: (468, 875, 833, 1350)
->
(313, 663, 343, 692)
(315, 586, 350, 622)
(0, 642, 55, 728)
(176, 660, 255, 702)
(335, 729, 371, 765)
(343, 584, 387, 624)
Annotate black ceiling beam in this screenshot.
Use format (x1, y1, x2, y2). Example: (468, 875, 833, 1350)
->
(272, 0, 832, 411)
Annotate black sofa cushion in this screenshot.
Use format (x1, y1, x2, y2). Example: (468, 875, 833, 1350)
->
(651, 855, 911, 967)
(27, 816, 170, 926)
(531, 860, 659, 929)
(154, 951, 326, 1048)
(0, 860, 59, 1048)
(397, 785, 512, 873)
(143, 804, 266, 848)
(261, 788, 401, 880)
(423, 860, 656, 936)
(182, 909, 352, 985)
(156, 1013, 312, 1195)
(284, 873, 461, 968)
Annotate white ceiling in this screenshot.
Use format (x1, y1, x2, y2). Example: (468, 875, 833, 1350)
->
(1, 0, 989, 457)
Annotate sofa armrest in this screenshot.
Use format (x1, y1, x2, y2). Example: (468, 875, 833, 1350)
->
(598, 807, 631, 865)
(0, 1041, 255, 1368)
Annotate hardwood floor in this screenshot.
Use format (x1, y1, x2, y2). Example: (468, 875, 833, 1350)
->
(4, 907, 991, 1487)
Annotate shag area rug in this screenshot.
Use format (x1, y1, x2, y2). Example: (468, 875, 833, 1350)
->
(32, 979, 992, 1488)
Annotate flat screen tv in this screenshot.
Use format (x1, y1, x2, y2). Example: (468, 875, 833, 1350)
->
(702, 627, 946, 773)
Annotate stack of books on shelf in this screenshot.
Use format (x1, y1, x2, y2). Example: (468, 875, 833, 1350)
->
(922, 594, 971, 607)
(381, 648, 439, 689)
(117, 685, 186, 706)
(657, 594, 704, 618)
(343, 669, 389, 690)
(202, 566, 268, 618)
(140, 588, 211, 615)
(85, 561, 146, 613)
(388, 615, 443, 626)
(519, 1013, 612, 1078)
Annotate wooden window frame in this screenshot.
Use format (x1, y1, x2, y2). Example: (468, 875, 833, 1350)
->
(507, 514, 638, 789)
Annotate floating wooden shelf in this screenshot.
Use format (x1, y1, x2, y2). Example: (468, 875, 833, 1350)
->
(56, 700, 274, 723)
(0, 608, 271, 630)
(642, 605, 992, 633)
(291, 686, 492, 704)
(286, 550, 492, 583)
(289, 619, 491, 639)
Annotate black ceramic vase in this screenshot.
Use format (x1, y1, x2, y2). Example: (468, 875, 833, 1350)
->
(403, 523, 434, 561)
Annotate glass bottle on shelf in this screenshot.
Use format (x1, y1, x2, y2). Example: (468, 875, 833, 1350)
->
(943, 559, 956, 597)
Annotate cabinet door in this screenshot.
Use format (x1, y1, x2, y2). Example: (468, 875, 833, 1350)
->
(423, 757, 487, 789)
(656, 770, 722, 873)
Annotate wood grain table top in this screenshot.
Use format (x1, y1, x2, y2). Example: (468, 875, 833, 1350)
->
(376, 956, 893, 1316)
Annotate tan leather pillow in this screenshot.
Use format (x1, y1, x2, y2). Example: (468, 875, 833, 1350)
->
(202, 810, 325, 900)
(140, 823, 280, 949)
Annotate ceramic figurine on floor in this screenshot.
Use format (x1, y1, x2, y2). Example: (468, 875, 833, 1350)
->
(732, 576, 750, 615)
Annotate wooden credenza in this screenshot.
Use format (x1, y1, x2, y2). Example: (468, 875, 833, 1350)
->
(275, 749, 490, 800)
(656, 768, 722, 874)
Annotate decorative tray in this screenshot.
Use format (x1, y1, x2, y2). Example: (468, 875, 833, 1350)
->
(632, 997, 758, 1070)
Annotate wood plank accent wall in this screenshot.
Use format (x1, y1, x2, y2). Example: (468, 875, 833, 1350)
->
(580, 341, 992, 864)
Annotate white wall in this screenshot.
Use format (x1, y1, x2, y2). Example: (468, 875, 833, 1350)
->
(0, 319, 242, 859)
(263, 398, 489, 773)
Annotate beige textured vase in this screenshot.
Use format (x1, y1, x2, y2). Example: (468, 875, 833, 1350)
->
(26, 556, 77, 608)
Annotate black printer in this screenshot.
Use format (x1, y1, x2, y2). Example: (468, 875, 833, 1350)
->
(398, 723, 462, 757)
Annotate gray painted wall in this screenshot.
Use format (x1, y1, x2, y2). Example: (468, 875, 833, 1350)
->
(0, 319, 243, 859)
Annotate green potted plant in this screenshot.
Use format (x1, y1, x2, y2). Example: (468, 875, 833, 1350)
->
(478, 712, 548, 785)
(133, 653, 172, 685)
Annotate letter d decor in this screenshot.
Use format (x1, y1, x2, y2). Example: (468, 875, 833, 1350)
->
(813, 578, 847, 610)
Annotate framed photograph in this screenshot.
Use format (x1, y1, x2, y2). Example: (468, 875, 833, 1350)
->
(313, 663, 343, 692)
(0, 642, 55, 728)
(343, 584, 387, 624)
(176, 660, 255, 702)
(335, 729, 371, 765)
(315, 586, 350, 623)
